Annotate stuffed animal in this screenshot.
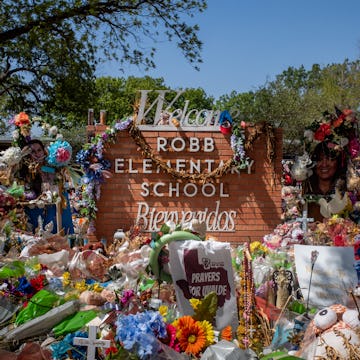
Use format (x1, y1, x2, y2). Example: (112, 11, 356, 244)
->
(297, 304, 360, 359)
(290, 152, 314, 182)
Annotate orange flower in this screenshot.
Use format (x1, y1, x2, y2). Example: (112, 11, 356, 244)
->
(14, 112, 30, 127)
(178, 319, 206, 356)
(220, 325, 233, 341)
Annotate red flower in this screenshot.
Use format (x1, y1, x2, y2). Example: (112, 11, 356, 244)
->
(333, 234, 346, 246)
(56, 148, 71, 163)
(105, 346, 118, 355)
(284, 174, 293, 185)
(30, 274, 46, 291)
(314, 123, 332, 141)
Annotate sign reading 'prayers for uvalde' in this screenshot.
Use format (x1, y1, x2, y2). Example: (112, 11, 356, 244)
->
(113, 135, 254, 232)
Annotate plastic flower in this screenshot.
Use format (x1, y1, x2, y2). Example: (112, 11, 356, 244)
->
(115, 310, 167, 359)
(47, 140, 72, 167)
(14, 112, 30, 127)
(92, 283, 103, 293)
(16, 276, 34, 295)
(200, 320, 215, 346)
(62, 272, 71, 287)
(30, 274, 46, 291)
(220, 325, 232, 341)
(314, 123, 332, 141)
(189, 298, 201, 311)
(160, 323, 179, 351)
(158, 305, 168, 318)
(177, 316, 206, 356)
(74, 280, 87, 292)
(249, 241, 268, 256)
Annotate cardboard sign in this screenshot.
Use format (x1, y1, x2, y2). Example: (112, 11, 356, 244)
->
(294, 245, 358, 307)
(168, 240, 238, 331)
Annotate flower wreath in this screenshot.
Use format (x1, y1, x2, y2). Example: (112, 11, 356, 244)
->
(76, 118, 276, 220)
(303, 106, 359, 158)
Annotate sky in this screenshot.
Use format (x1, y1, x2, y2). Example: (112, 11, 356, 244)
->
(96, 0, 360, 100)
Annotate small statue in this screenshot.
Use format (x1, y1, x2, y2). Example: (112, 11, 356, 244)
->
(273, 268, 293, 309)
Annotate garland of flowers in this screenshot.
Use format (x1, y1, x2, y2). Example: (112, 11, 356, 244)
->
(76, 118, 276, 220)
(128, 120, 276, 183)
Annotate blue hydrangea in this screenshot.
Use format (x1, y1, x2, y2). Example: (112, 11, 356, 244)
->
(115, 310, 166, 359)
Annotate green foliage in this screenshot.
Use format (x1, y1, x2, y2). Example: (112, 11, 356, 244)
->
(90, 76, 215, 124)
(192, 291, 218, 323)
(216, 60, 360, 155)
(93, 76, 168, 122)
(0, 0, 206, 125)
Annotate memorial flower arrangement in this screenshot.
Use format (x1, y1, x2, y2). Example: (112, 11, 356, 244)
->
(76, 118, 132, 220)
(262, 221, 305, 250)
(303, 107, 358, 156)
(230, 121, 251, 169)
(103, 291, 232, 359)
(307, 215, 360, 246)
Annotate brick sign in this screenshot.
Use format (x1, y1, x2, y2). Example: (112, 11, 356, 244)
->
(88, 91, 283, 245)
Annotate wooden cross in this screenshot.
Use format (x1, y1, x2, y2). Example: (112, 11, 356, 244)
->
(296, 207, 314, 234)
(73, 325, 110, 360)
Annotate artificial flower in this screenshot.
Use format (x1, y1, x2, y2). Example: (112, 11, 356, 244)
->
(314, 123, 331, 141)
(115, 311, 167, 359)
(177, 316, 206, 356)
(47, 140, 72, 167)
(30, 274, 46, 291)
(158, 304, 168, 318)
(220, 325, 233, 341)
(62, 272, 71, 287)
(74, 280, 87, 292)
(189, 298, 201, 311)
(200, 320, 215, 346)
(14, 112, 30, 127)
(160, 323, 179, 351)
(230, 124, 251, 169)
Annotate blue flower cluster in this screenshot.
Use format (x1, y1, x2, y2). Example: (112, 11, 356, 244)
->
(115, 310, 167, 359)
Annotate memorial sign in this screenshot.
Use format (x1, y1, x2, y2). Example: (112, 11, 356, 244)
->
(86, 90, 283, 245)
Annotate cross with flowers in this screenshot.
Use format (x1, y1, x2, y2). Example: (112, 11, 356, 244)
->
(73, 325, 110, 360)
(296, 208, 314, 234)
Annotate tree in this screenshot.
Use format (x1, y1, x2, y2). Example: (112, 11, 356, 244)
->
(216, 60, 360, 155)
(92, 76, 168, 122)
(0, 0, 206, 129)
(90, 76, 214, 124)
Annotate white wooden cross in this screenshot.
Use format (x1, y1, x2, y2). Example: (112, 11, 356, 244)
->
(296, 208, 314, 234)
(73, 325, 110, 360)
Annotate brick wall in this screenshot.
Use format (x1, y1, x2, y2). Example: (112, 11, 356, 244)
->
(88, 124, 283, 246)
